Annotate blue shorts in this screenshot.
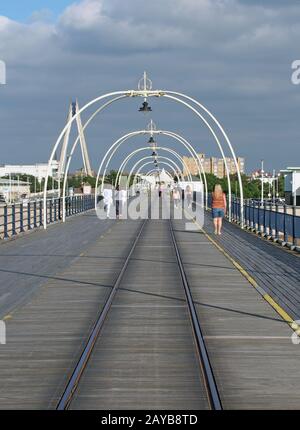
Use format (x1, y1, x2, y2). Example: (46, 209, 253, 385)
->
(212, 208, 225, 218)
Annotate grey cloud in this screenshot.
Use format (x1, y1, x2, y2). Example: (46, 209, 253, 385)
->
(0, 0, 300, 173)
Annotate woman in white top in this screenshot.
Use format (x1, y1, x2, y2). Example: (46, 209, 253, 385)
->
(173, 187, 181, 208)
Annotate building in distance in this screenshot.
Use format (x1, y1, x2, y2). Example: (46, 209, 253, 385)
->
(182, 154, 245, 178)
(0, 161, 59, 182)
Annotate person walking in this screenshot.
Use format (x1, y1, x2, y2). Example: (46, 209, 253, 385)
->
(103, 186, 113, 219)
(211, 184, 227, 235)
(185, 185, 193, 208)
(117, 186, 127, 218)
(173, 187, 181, 208)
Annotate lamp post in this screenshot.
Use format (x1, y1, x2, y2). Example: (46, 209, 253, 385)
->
(276, 173, 280, 198)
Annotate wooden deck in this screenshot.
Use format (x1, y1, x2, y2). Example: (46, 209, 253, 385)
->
(172, 216, 300, 409)
(0, 205, 300, 409)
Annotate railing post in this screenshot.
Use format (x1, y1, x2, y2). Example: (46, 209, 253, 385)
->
(293, 205, 297, 247)
(12, 204, 16, 236)
(49, 199, 53, 224)
(263, 201, 266, 235)
(39, 200, 43, 226)
(54, 199, 57, 222)
(284, 204, 288, 243)
(27, 201, 32, 230)
(20, 203, 24, 233)
(3, 205, 9, 239)
(274, 203, 278, 240)
(268, 203, 272, 237)
(58, 198, 62, 220)
(33, 201, 37, 228)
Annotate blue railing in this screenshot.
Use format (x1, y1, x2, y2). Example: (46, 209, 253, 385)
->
(230, 197, 300, 247)
(207, 193, 300, 247)
(0, 195, 94, 240)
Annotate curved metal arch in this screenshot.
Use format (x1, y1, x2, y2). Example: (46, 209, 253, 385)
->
(95, 131, 144, 208)
(96, 130, 207, 210)
(157, 131, 209, 210)
(161, 96, 232, 220)
(62, 95, 128, 222)
(127, 156, 184, 190)
(126, 156, 184, 190)
(162, 91, 243, 224)
(43, 90, 136, 227)
(100, 131, 204, 193)
(116, 147, 193, 185)
(114, 136, 197, 183)
(133, 167, 175, 189)
(134, 168, 174, 189)
(143, 168, 173, 181)
(44, 81, 241, 228)
(129, 161, 178, 190)
(113, 131, 208, 209)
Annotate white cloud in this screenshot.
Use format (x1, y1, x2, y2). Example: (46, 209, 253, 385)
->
(0, 0, 300, 171)
(60, 0, 105, 29)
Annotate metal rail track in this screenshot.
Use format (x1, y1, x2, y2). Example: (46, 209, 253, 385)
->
(56, 219, 147, 410)
(169, 219, 223, 410)
(57, 216, 222, 410)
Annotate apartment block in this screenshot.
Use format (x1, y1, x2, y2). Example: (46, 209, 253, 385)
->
(182, 154, 245, 178)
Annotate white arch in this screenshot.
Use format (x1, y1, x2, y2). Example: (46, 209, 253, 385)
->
(129, 161, 178, 189)
(62, 95, 128, 222)
(133, 167, 174, 189)
(141, 168, 174, 183)
(126, 156, 184, 190)
(44, 83, 241, 227)
(96, 130, 208, 210)
(100, 131, 204, 193)
(114, 137, 198, 187)
(163, 91, 243, 225)
(116, 147, 193, 185)
(161, 96, 232, 220)
(143, 168, 173, 180)
(43, 90, 137, 227)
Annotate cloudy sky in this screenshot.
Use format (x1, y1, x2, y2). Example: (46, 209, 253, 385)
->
(0, 0, 300, 174)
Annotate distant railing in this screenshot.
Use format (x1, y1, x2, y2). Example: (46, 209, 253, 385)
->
(0, 195, 94, 240)
(231, 197, 300, 248)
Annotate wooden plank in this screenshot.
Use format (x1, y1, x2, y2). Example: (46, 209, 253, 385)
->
(172, 217, 300, 409)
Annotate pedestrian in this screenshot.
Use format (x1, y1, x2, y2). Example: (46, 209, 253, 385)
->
(158, 184, 162, 198)
(117, 186, 127, 218)
(173, 187, 181, 208)
(115, 185, 120, 218)
(103, 186, 113, 218)
(185, 185, 193, 208)
(211, 184, 227, 235)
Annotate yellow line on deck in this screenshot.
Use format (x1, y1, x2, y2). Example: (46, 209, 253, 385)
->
(184, 210, 300, 337)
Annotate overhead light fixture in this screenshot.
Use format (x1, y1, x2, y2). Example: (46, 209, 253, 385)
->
(139, 100, 152, 113)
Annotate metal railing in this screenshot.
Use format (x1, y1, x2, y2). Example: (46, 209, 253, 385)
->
(0, 195, 94, 240)
(230, 197, 300, 248)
